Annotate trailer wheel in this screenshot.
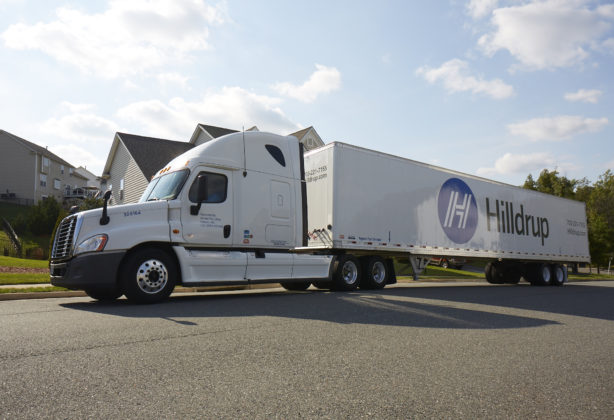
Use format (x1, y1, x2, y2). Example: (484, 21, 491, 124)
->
(503, 265, 522, 284)
(485, 262, 504, 284)
(332, 255, 361, 291)
(551, 264, 566, 286)
(527, 263, 552, 286)
(121, 248, 177, 303)
(441, 259, 449, 269)
(280, 282, 310, 291)
(85, 288, 123, 301)
(360, 256, 387, 290)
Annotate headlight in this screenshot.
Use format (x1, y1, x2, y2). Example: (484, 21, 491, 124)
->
(75, 234, 108, 255)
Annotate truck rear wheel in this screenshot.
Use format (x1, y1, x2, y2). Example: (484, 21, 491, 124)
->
(332, 255, 361, 291)
(360, 256, 387, 289)
(121, 248, 177, 303)
(527, 263, 552, 286)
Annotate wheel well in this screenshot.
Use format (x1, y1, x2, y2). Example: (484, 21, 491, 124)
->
(119, 242, 182, 285)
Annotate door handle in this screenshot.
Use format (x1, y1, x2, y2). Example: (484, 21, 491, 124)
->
(223, 225, 231, 238)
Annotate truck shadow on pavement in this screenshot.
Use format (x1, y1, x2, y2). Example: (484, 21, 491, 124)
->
(59, 283, 614, 329)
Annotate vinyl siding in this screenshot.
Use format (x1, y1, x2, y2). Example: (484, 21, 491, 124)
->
(108, 141, 148, 204)
(0, 132, 36, 202)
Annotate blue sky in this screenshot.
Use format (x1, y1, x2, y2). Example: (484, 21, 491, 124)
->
(1, 0, 612, 185)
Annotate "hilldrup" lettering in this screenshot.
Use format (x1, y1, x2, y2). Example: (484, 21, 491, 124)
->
(485, 198, 550, 246)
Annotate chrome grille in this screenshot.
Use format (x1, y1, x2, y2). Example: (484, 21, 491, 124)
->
(51, 216, 77, 260)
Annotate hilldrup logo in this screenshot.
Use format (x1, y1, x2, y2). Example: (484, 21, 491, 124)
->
(437, 178, 478, 244)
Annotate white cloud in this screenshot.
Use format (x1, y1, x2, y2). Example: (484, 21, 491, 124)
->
(416, 58, 514, 99)
(272, 64, 341, 103)
(41, 104, 117, 143)
(477, 152, 556, 176)
(117, 86, 300, 139)
(564, 89, 603, 103)
(49, 144, 106, 174)
(157, 72, 190, 90)
(466, 0, 499, 19)
(1, 0, 225, 79)
(478, 0, 614, 70)
(507, 115, 609, 141)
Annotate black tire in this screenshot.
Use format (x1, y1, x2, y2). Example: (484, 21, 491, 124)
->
(280, 281, 310, 291)
(503, 265, 522, 284)
(485, 262, 505, 284)
(312, 281, 332, 290)
(332, 255, 361, 291)
(550, 264, 566, 286)
(360, 256, 387, 290)
(120, 248, 177, 303)
(85, 288, 123, 301)
(536, 263, 552, 286)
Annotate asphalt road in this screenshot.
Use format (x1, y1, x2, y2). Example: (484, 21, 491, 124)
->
(1, 281, 613, 419)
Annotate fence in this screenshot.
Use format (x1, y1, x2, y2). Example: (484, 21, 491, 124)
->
(1, 217, 22, 257)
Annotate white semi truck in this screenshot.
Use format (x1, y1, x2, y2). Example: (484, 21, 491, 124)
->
(50, 131, 590, 303)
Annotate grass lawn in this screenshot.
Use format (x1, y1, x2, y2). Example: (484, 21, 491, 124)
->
(0, 286, 66, 293)
(0, 273, 49, 285)
(0, 255, 48, 268)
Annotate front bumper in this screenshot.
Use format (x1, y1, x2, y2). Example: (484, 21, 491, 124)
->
(50, 251, 126, 291)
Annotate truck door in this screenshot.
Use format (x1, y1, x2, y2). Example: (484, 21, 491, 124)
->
(180, 168, 246, 283)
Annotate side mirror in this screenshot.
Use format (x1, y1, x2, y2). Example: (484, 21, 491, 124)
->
(190, 174, 208, 215)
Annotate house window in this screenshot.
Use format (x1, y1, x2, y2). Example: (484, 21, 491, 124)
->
(40, 174, 47, 188)
(119, 178, 125, 201)
(53, 179, 61, 190)
(69, 168, 74, 176)
(60, 165, 65, 174)
(41, 157, 49, 174)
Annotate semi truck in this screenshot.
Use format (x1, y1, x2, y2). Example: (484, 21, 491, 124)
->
(50, 131, 590, 303)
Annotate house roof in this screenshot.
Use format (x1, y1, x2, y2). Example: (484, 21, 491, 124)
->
(288, 126, 313, 141)
(189, 124, 239, 144)
(0, 129, 76, 168)
(115, 133, 194, 181)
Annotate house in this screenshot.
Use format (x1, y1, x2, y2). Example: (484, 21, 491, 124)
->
(288, 126, 325, 151)
(0, 130, 88, 205)
(101, 132, 193, 205)
(102, 124, 325, 204)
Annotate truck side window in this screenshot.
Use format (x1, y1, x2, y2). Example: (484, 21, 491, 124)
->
(265, 144, 286, 167)
(188, 172, 227, 203)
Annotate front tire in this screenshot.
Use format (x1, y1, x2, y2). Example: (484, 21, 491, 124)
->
(85, 288, 123, 301)
(121, 248, 177, 303)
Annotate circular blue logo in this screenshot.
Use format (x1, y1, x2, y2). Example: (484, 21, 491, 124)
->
(437, 178, 478, 244)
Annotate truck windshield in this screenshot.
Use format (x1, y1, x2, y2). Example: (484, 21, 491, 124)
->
(139, 169, 189, 202)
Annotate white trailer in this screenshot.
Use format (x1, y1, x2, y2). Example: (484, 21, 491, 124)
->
(50, 132, 590, 303)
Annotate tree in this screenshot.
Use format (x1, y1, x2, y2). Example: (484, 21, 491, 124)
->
(586, 170, 614, 270)
(522, 169, 579, 200)
(523, 169, 614, 271)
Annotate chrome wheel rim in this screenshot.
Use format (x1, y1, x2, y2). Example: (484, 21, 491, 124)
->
(541, 265, 551, 284)
(553, 265, 564, 283)
(136, 259, 168, 294)
(371, 261, 386, 284)
(342, 260, 358, 285)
